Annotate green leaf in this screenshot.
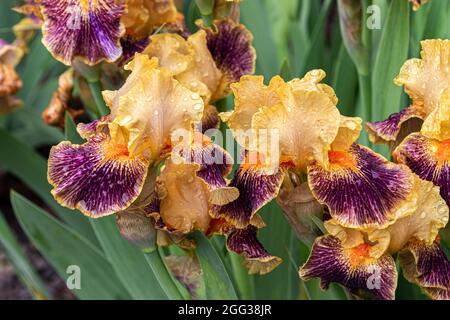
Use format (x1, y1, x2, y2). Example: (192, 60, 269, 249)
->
(11, 192, 131, 299)
(241, 0, 280, 78)
(332, 45, 358, 116)
(194, 0, 214, 15)
(0, 128, 98, 244)
(193, 232, 238, 299)
(371, 0, 410, 122)
(64, 113, 84, 144)
(0, 210, 52, 300)
(423, 0, 450, 39)
(90, 217, 168, 300)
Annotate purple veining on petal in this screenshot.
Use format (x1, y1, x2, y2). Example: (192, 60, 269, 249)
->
(227, 225, 282, 275)
(395, 133, 450, 206)
(48, 134, 149, 217)
(308, 144, 413, 229)
(366, 106, 424, 143)
(399, 240, 450, 300)
(117, 36, 150, 66)
(215, 165, 284, 228)
(300, 235, 397, 300)
(175, 141, 233, 189)
(40, 0, 125, 65)
(201, 104, 220, 132)
(202, 19, 255, 84)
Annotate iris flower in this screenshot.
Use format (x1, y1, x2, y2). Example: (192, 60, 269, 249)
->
(219, 70, 417, 230)
(48, 53, 205, 216)
(0, 39, 24, 115)
(143, 18, 256, 130)
(219, 69, 450, 297)
(300, 175, 449, 300)
(366, 40, 449, 150)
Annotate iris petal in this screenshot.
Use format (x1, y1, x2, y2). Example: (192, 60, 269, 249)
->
(48, 133, 150, 217)
(214, 164, 284, 228)
(308, 144, 415, 229)
(227, 225, 282, 275)
(299, 235, 397, 300)
(366, 105, 425, 145)
(399, 240, 450, 300)
(40, 0, 125, 65)
(395, 133, 450, 206)
(199, 19, 256, 100)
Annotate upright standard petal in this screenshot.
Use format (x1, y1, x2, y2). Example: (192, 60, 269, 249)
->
(394, 39, 450, 114)
(143, 32, 223, 104)
(106, 54, 205, 159)
(227, 225, 282, 275)
(399, 240, 450, 300)
(308, 144, 415, 229)
(199, 19, 256, 100)
(40, 0, 125, 65)
(48, 134, 150, 217)
(299, 235, 397, 300)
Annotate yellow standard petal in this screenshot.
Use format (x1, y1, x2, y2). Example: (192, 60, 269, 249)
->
(105, 54, 204, 159)
(144, 31, 223, 104)
(394, 39, 450, 114)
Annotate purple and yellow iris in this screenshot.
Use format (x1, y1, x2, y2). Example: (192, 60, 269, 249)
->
(301, 176, 449, 300)
(219, 65, 450, 298)
(48, 53, 204, 216)
(143, 18, 256, 130)
(367, 40, 450, 148)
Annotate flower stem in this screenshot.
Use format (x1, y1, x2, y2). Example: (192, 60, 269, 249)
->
(144, 249, 184, 300)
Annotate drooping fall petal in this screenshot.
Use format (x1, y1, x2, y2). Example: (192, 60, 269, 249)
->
(40, 0, 125, 65)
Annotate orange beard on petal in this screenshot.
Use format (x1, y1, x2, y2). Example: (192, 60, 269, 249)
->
(435, 139, 450, 164)
(348, 243, 372, 268)
(328, 150, 356, 170)
(104, 143, 130, 160)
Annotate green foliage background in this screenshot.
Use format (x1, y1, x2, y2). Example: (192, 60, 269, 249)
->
(0, 0, 449, 300)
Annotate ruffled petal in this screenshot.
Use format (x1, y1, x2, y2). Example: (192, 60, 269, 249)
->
(156, 160, 212, 233)
(227, 225, 282, 275)
(308, 144, 415, 229)
(106, 53, 204, 158)
(252, 88, 340, 171)
(366, 105, 425, 145)
(222, 74, 282, 134)
(40, 0, 125, 65)
(172, 135, 234, 190)
(48, 134, 150, 217)
(214, 164, 284, 228)
(331, 115, 362, 151)
(323, 174, 449, 258)
(122, 0, 178, 38)
(399, 240, 450, 300)
(144, 31, 223, 104)
(394, 133, 450, 206)
(199, 19, 256, 100)
(299, 235, 398, 300)
(394, 39, 450, 114)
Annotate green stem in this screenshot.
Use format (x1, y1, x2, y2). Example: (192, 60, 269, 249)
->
(144, 250, 184, 300)
(229, 252, 254, 300)
(87, 80, 109, 117)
